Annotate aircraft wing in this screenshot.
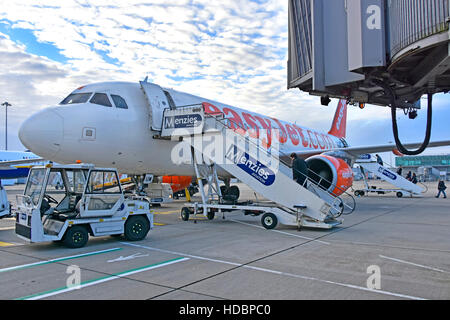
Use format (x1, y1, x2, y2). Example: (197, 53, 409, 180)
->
(0, 158, 45, 168)
(284, 140, 450, 158)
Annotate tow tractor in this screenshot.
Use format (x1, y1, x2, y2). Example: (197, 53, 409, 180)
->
(0, 182, 11, 219)
(15, 163, 153, 248)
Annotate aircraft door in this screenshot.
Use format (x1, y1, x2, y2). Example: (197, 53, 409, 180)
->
(140, 81, 170, 131)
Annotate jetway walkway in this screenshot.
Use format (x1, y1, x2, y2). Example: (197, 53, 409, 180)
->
(158, 103, 355, 229)
(355, 155, 425, 197)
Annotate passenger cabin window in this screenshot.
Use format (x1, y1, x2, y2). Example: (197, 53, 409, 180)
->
(60, 93, 92, 105)
(111, 94, 128, 109)
(90, 93, 112, 107)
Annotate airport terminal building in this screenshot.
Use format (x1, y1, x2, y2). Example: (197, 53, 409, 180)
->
(395, 155, 450, 181)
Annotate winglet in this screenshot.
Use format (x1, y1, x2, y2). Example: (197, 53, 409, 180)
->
(328, 99, 347, 139)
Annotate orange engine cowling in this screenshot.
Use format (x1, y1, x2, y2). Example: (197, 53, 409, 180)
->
(162, 176, 192, 193)
(305, 155, 353, 196)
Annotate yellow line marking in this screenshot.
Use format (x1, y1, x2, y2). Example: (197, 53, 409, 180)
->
(154, 223, 166, 226)
(0, 241, 15, 247)
(154, 210, 179, 215)
(0, 227, 15, 231)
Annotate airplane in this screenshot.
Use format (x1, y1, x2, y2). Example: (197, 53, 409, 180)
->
(0, 150, 44, 180)
(0, 150, 45, 218)
(17, 80, 450, 202)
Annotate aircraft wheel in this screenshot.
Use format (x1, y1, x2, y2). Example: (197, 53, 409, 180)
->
(124, 215, 150, 241)
(62, 225, 89, 248)
(220, 185, 240, 201)
(261, 213, 278, 230)
(229, 186, 240, 200)
(396, 192, 403, 198)
(181, 207, 190, 221)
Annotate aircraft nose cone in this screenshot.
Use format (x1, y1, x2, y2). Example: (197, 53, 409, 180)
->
(19, 109, 63, 159)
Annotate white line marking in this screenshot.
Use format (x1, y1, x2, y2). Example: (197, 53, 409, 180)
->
(121, 242, 425, 300)
(22, 257, 190, 300)
(229, 219, 330, 245)
(0, 248, 122, 273)
(380, 255, 450, 274)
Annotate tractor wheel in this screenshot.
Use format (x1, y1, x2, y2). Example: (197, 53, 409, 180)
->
(62, 225, 89, 248)
(124, 215, 150, 241)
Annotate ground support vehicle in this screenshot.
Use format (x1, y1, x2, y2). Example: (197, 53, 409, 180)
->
(15, 164, 153, 248)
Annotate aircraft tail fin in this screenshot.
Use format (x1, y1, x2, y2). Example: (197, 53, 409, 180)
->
(328, 99, 347, 139)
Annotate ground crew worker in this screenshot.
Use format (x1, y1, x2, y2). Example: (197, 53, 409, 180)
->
(376, 154, 383, 166)
(436, 180, 447, 198)
(290, 153, 308, 187)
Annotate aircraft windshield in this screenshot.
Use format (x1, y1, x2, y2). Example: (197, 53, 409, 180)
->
(24, 168, 47, 205)
(60, 93, 92, 105)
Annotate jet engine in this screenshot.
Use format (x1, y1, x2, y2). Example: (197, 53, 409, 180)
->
(305, 155, 353, 196)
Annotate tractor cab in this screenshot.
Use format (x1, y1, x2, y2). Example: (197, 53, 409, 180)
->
(16, 164, 153, 248)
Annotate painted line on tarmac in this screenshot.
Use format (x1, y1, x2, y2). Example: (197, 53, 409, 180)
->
(0, 226, 15, 231)
(229, 219, 330, 245)
(0, 247, 122, 273)
(17, 257, 190, 300)
(0, 241, 16, 247)
(154, 210, 179, 215)
(122, 242, 426, 300)
(380, 255, 450, 274)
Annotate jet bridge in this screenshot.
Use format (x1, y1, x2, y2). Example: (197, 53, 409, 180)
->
(288, 0, 449, 155)
(158, 104, 355, 230)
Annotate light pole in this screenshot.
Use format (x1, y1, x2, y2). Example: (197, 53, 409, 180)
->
(1, 102, 11, 150)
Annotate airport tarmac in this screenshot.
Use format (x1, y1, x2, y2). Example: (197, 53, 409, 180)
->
(0, 181, 449, 300)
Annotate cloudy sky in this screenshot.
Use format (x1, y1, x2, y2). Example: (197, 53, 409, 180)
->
(0, 0, 449, 163)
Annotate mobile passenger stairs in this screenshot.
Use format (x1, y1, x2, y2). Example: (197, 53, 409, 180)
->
(354, 155, 426, 198)
(157, 103, 356, 230)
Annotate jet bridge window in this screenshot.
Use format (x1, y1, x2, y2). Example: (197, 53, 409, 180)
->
(60, 93, 92, 105)
(90, 93, 112, 107)
(111, 94, 128, 109)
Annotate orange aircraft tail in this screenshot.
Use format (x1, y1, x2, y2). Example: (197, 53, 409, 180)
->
(328, 99, 348, 139)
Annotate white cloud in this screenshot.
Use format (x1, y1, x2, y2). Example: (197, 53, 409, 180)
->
(0, 0, 448, 153)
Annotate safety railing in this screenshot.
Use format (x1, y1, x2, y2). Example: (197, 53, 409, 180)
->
(201, 107, 356, 218)
(280, 158, 356, 217)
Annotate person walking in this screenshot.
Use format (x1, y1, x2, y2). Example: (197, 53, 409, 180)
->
(290, 153, 308, 187)
(396, 166, 403, 176)
(375, 154, 383, 166)
(436, 180, 447, 198)
(411, 173, 418, 184)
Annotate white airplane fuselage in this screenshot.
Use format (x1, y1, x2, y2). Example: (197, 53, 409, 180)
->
(19, 81, 347, 176)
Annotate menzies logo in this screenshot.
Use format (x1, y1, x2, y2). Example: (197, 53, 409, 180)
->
(378, 167, 397, 180)
(235, 152, 276, 186)
(164, 114, 202, 129)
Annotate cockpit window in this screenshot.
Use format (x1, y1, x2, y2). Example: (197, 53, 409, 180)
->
(90, 93, 112, 107)
(60, 93, 92, 105)
(111, 94, 128, 109)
